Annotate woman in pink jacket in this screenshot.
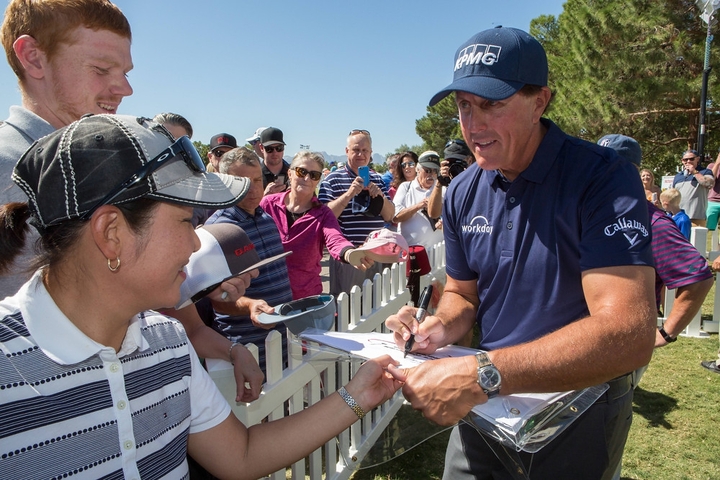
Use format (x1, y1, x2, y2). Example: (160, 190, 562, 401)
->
(260, 151, 372, 299)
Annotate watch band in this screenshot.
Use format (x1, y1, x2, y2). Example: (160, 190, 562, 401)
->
(658, 327, 676, 343)
(475, 351, 501, 398)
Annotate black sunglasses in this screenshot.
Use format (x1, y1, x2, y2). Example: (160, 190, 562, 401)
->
(445, 139, 468, 148)
(80, 136, 205, 221)
(264, 145, 285, 153)
(294, 166, 322, 181)
(422, 167, 437, 175)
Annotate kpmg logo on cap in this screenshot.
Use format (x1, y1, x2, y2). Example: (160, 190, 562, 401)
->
(455, 44, 502, 72)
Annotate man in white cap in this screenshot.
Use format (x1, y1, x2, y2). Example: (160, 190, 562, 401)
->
(386, 26, 655, 478)
(246, 126, 267, 159)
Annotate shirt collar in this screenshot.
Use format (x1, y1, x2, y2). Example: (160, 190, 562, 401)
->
(20, 270, 149, 364)
(6, 105, 56, 141)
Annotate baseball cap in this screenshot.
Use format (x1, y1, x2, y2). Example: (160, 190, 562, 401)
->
(260, 127, 285, 146)
(13, 114, 250, 229)
(429, 26, 548, 106)
(444, 139, 472, 161)
(406, 245, 432, 277)
(418, 151, 441, 170)
(597, 134, 642, 167)
(246, 127, 267, 144)
(176, 223, 292, 309)
(355, 228, 409, 263)
(210, 133, 238, 152)
(256, 295, 336, 335)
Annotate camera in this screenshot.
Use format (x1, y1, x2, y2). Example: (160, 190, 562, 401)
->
(439, 139, 471, 186)
(438, 158, 467, 186)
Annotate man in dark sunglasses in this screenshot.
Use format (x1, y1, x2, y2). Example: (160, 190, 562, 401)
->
(671, 149, 714, 227)
(260, 126, 291, 195)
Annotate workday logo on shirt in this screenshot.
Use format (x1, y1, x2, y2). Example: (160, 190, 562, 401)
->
(603, 217, 649, 247)
(455, 44, 502, 71)
(461, 216, 494, 235)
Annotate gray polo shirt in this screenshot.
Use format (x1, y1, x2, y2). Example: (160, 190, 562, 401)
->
(0, 106, 55, 298)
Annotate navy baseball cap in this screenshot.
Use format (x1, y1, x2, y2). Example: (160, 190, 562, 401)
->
(597, 134, 642, 167)
(429, 26, 548, 106)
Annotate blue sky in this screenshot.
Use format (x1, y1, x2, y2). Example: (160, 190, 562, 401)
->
(0, 0, 567, 158)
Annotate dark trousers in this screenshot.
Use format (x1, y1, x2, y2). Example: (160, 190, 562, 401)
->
(443, 375, 634, 480)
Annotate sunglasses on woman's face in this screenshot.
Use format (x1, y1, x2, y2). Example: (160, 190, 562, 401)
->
(401, 162, 416, 168)
(294, 166, 322, 181)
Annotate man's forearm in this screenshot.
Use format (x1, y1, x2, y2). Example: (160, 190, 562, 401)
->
(380, 196, 395, 222)
(212, 296, 254, 316)
(490, 311, 655, 395)
(327, 194, 351, 218)
(427, 185, 443, 219)
(661, 278, 713, 338)
(489, 266, 657, 395)
(434, 289, 479, 347)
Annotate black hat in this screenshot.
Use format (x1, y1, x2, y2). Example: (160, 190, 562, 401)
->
(444, 139, 471, 161)
(260, 127, 286, 146)
(210, 133, 238, 152)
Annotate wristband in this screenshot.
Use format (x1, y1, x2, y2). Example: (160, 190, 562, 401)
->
(338, 386, 366, 419)
(658, 327, 676, 343)
(228, 341, 242, 364)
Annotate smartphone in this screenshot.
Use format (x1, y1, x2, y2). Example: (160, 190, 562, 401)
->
(276, 174, 287, 185)
(358, 166, 370, 187)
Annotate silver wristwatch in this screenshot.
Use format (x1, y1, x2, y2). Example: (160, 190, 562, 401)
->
(475, 351, 502, 399)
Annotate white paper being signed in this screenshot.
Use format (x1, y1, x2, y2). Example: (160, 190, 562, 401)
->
(299, 330, 570, 435)
(299, 330, 477, 368)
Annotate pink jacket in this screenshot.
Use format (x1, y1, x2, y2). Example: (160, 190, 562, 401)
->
(260, 191, 354, 299)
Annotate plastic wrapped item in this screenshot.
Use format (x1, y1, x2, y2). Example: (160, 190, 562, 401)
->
(463, 383, 609, 453)
(256, 295, 335, 335)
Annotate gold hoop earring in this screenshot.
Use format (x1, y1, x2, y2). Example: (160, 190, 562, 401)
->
(107, 257, 121, 272)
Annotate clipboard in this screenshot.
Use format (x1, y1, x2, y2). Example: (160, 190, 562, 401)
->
(298, 330, 610, 452)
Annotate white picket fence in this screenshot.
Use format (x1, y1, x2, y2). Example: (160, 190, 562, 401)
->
(207, 243, 446, 480)
(661, 226, 718, 337)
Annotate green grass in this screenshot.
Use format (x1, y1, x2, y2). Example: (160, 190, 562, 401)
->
(350, 276, 720, 480)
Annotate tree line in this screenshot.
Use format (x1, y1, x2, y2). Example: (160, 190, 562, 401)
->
(413, 0, 720, 179)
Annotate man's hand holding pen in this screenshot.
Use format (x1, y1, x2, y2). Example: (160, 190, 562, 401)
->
(404, 286, 433, 357)
(387, 310, 446, 356)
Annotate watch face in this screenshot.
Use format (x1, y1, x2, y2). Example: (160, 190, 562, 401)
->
(479, 367, 501, 389)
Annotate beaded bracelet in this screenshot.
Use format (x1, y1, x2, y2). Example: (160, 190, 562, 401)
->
(338, 386, 366, 419)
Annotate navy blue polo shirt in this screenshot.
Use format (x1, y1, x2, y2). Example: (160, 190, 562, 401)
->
(443, 119, 653, 350)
